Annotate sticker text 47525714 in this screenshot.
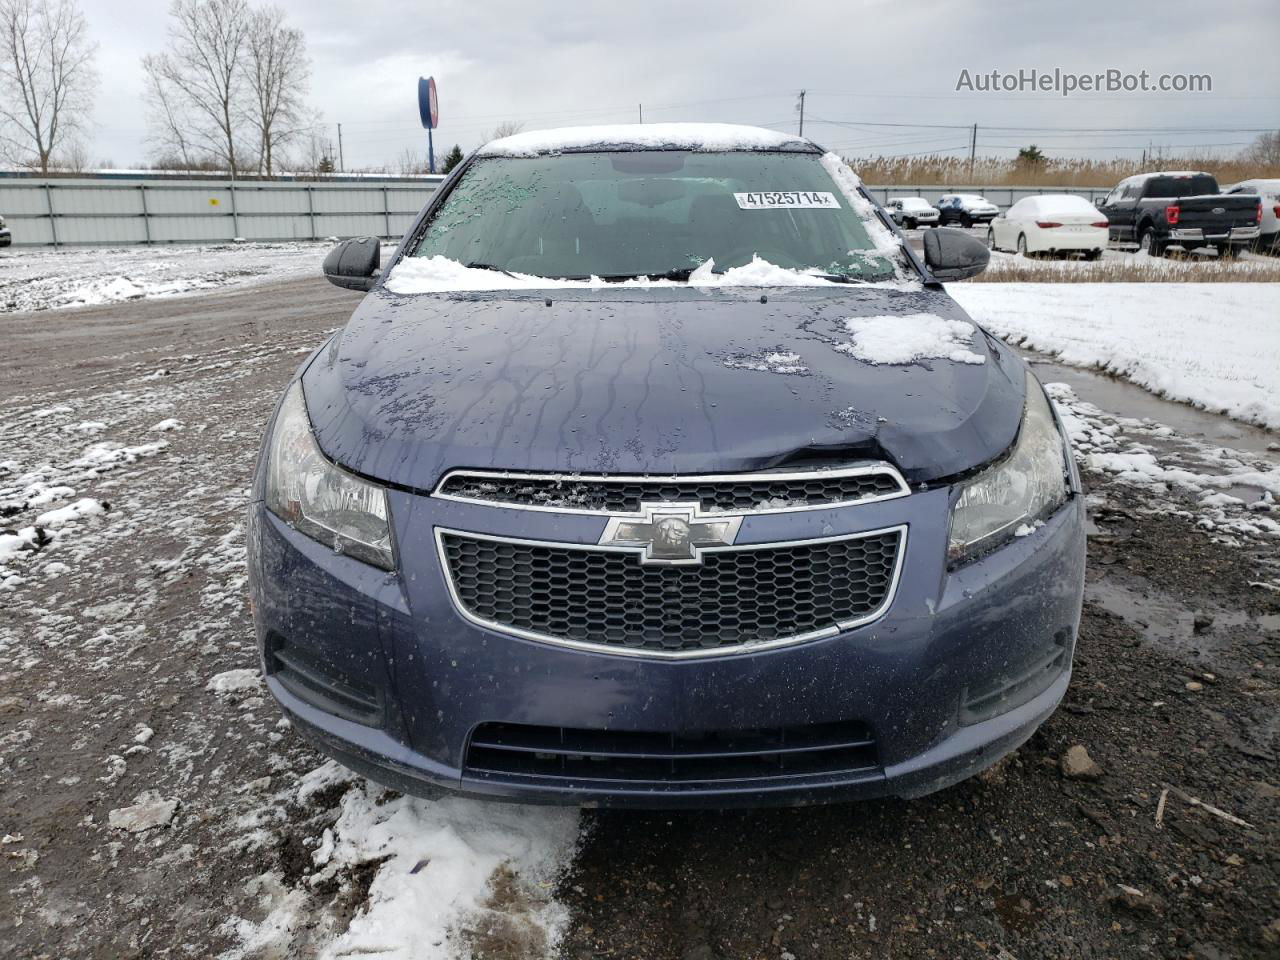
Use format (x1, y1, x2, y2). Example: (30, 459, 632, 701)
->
(733, 191, 841, 210)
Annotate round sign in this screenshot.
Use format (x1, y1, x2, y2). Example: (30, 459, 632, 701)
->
(418, 76, 439, 130)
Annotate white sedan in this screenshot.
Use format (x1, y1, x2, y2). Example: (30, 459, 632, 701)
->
(987, 195, 1109, 259)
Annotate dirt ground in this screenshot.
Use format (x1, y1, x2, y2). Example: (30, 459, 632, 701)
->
(1, 278, 1277, 960)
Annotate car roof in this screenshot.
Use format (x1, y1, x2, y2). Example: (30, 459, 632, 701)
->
(476, 123, 818, 157)
(1010, 195, 1100, 214)
(1122, 170, 1212, 184)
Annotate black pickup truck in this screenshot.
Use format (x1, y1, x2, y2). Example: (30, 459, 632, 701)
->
(1096, 171, 1262, 258)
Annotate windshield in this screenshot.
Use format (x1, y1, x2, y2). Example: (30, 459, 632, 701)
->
(901, 198, 932, 210)
(410, 151, 904, 282)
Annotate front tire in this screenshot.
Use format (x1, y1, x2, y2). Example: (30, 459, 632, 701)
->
(904, 217, 917, 230)
(987, 227, 997, 251)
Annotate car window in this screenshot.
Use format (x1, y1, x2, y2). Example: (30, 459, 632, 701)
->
(412, 151, 905, 281)
(1141, 175, 1218, 198)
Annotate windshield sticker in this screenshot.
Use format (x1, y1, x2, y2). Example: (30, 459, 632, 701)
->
(733, 191, 841, 210)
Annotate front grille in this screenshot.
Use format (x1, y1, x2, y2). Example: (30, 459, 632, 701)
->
(465, 720, 881, 785)
(439, 528, 903, 655)
(435, 467, 906, 514)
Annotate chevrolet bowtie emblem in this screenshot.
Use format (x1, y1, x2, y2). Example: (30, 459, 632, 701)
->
(599, 502, 743, 565)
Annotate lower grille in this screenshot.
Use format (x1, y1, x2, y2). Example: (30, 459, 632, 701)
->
(465, 720, 881, 785)
(266, 637, 383, 726)
(438, 527, 904, 655)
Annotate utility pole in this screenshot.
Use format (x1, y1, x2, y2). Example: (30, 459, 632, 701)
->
(337, 123, 345, 172)
(968, 124, 977, 181)
(639, 103, 643, 123)
(797, 89, 806, 137)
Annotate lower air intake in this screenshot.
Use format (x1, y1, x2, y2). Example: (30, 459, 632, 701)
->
(465, 720, 881, 785)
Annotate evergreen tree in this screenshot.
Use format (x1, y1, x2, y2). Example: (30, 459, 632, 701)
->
(441, 144, 464, 174)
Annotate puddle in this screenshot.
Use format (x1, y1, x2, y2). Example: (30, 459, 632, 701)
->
(1086, 575, 1280, 663)
(1027, 357, 1279, 460)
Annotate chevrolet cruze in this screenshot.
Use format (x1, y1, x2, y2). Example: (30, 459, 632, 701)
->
(246, 123, 1085, 807)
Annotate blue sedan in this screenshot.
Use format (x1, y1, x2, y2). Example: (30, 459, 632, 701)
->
(246, 123, 1085, 808)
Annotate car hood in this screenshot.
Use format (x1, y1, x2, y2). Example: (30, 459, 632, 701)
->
(302, 284, 1025, 490)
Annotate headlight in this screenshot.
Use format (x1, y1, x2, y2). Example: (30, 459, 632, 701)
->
(264, 382, 395, 570)
(948, 377, 1069, 563)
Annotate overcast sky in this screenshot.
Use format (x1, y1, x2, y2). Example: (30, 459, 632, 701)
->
(81, 0, 1280, 170)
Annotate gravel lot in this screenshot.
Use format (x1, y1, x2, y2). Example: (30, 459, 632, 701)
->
(1, 276, 1277, 959)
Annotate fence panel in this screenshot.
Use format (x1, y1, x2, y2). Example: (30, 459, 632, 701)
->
(0, 174, 445, 247)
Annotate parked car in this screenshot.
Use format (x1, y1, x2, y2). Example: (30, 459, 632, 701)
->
(1095, 171, 1261, 258)
(936, 194, 1000, 227)
(1223, 178, 1280, 252)
(987, 195, 1108, 259)
(884, 196, 940, 229)
(248, 123, 1084, 808)
(0, 214, 10, 248)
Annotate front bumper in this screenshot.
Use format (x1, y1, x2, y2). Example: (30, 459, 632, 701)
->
(247, 489, 1086, 808)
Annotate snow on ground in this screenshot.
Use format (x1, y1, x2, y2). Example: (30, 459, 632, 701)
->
(225, 763, 581, 959)
(0, 241, 378, 313)
(1045, 380, 1280, 551)
(0, 326, 585, 959)
(950, 283, 1280, 429)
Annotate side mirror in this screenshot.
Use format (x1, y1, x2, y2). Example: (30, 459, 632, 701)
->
(923, 227, 989, 281)
(323, 237, 380, 291)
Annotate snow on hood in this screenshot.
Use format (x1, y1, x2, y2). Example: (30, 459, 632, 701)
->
(382, 254, 885, 294)
(478, 122, 813, 157)
(838, 313, 986, 365)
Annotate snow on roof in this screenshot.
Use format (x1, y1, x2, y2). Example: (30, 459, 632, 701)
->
(1125, 170, 1212, 182)
(478, 123, 815, 157)
(1011, 195, 1101, 216)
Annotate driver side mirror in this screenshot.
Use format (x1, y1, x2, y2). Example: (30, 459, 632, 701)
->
(923, 227, 989, 282)
(323, 237, 380, 291)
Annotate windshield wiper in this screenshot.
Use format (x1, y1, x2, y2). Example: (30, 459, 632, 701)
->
(591, 267, 707, 282)
(465, 261, 522, 279)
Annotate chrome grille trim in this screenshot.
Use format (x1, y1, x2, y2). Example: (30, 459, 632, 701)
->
(434, 524, 908, 659)
(431, 464, 910, 516)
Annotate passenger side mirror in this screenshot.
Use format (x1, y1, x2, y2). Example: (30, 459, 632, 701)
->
(923, 227, 989, 281)
(323, 237, 381, 291)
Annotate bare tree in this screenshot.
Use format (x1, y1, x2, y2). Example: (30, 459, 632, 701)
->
(56, 136, 87, 171)
(142, 0, 250, 176)
(243, 4, 308, 175)
(0, 0, 97, 173)
(484, 120, 524, 143)
(1243, 130, 1280, 167)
